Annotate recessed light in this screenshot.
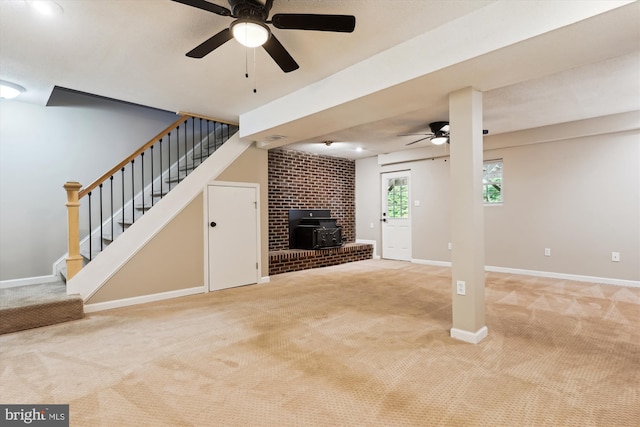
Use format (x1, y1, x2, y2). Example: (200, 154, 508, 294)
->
(0, 80, 26, 99)
(265, 134, 286, 141)
(355, 147, 363, 152)
(29, 0, 63, 16)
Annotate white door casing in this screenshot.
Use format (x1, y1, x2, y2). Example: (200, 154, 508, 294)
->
(207, 183, 259, 291)
(381, 171, 412, 261)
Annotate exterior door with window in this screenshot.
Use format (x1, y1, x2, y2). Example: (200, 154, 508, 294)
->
(381, 171, 411, 261)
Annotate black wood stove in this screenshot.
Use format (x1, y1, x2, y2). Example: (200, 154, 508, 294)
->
(289, 209, 343, 250)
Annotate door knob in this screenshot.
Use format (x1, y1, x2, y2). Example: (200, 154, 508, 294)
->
(210, 221, 217, 228)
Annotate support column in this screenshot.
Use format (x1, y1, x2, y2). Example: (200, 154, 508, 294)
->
(449, 87, 487, 344)
(64, 181, 83, 281)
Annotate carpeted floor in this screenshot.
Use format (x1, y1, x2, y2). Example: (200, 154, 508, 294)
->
(1, 260, 638, 426)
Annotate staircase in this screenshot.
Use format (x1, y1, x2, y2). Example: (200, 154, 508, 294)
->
(63, 115, 238, 277)
(1, 114, 237, 335)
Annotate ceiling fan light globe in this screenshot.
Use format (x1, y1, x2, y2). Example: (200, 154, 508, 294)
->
(231, 20, 270, 47)
(431, 136, 448, 145)
(0, 80, 25, 99)
(29, 0, 63, 16)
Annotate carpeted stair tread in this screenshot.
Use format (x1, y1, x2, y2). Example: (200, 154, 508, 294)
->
(0, 282, 84, 335)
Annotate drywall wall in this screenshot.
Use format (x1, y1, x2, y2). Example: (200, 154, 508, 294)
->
(356, 118, 640, 282)
(0, 91, 178, 281)
(483, 130, 639, 280)
(86, 194, 203, 304)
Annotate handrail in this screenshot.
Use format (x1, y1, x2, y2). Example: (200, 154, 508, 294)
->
(177, 111, 239, 127)
(79, 113, 239, 199)
(78, 114, 189, 199)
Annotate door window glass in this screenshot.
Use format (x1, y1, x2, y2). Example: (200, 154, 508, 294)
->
(387, 177, 409, 218)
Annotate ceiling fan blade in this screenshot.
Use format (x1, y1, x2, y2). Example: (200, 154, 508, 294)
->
(271, 14, 356, 32)
(171, 0, 232, 16)
(398, 133, 434, 137)
(186, 28, 233, 58)
(406, 137, 431, 146)
(264, 0, 274, 14)
(262, 34, 299, 73)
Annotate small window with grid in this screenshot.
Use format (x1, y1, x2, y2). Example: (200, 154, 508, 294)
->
(483, 160, 503, 204)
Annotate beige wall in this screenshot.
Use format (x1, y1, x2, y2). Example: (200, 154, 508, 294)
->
(87, 145, 269, 304)
(356, 122, 640, 282)
(484, 130, 639, 280)
(87, 194, 204, 304)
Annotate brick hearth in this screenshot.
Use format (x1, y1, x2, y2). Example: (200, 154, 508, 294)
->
(269, 243, 373, 275)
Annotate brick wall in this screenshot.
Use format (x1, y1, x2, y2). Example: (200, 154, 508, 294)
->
(268, 148, 355, 251)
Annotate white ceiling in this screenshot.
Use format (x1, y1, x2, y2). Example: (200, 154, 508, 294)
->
(1, 0, 639, 160)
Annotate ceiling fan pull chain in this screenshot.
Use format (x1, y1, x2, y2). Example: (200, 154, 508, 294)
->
(253, 47, 257, 93)
(245, 48, 249, 79)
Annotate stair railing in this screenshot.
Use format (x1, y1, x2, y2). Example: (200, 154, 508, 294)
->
(64, 113, 238, 280)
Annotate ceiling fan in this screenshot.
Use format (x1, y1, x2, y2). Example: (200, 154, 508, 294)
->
(400, 121, 489, 146)
(172, 0, 356, 73)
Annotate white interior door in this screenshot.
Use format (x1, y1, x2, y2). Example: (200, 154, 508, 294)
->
(381, 171, 412, 261)
(208, 184, 259, 291)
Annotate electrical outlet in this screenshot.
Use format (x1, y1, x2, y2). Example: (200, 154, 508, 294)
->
(448, 242, 452, 251)
(544, 248, 551, 257)
(456, 280, 466, 296)
(370, 222, 374, 229)
(612, 252, 620, 262)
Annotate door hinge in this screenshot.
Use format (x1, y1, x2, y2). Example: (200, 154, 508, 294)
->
(256, 262, 259, 270)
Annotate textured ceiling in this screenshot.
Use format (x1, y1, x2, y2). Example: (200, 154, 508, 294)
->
(0, 0, 492, 118)
(1, 0, 638, 160)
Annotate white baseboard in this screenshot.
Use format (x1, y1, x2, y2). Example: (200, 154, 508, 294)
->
(409, 258, 639, 288)
(411, 259, 452, 267)
(0, 275, 59, 289)
(485, 265, 640, 288)
(451, 326, 488, 344)
(83, 286, 204, 313)
(260, 276, 270, 284)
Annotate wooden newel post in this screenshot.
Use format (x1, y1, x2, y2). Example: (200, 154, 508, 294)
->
(64, 181, 83, 280)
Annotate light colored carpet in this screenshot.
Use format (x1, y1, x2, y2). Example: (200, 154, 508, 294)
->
(1, 260, 638, 426)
